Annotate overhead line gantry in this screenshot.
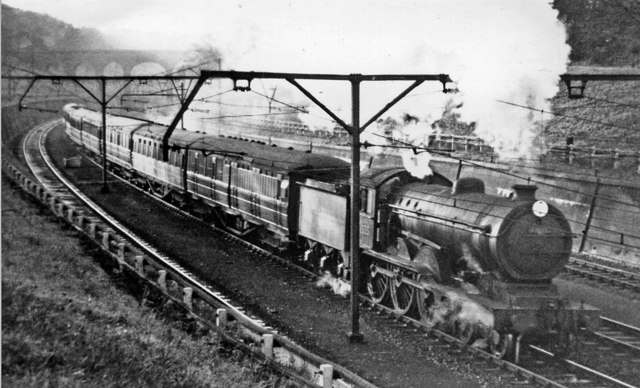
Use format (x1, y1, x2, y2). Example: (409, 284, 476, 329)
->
(4, 70, 454, 343)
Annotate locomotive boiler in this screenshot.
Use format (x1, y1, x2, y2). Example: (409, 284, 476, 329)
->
(62, 103, 599, 361)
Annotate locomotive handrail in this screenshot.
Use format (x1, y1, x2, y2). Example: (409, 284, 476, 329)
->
(388, 203, 492, 234)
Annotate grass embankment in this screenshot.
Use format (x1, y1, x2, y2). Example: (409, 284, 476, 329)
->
(1, 179, 285, 387)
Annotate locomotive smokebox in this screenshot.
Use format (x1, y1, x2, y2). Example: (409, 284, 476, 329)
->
(389, 179, 573, 282)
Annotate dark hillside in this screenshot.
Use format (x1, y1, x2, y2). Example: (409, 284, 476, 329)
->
(1, 4, 112, 73)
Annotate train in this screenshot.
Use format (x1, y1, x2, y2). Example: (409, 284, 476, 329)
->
(62, 103, 599, 360)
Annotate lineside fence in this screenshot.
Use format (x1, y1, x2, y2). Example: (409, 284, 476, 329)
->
(1, 159, 378, 388)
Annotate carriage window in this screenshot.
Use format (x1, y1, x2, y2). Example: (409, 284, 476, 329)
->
(279, 179, 289, 200)
(215, 159, 224, 180)
(188, 151, 196, 171)
(198, 153, 206, 173)
(209, 156, 215, 177)
(360, 189, 368, 212)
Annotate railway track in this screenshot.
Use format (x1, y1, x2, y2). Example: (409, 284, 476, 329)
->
(566, 257, 640, 293)
(21, 120, 268, 330)
(12, 120, 376, 388)
(10, 119, 640, 388)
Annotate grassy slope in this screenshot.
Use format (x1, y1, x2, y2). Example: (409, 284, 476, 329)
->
(1, 179, 283, 387)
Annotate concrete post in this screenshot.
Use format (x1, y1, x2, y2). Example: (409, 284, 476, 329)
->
(102, 231, 110, 251)
(89, 222, 97, 240)
(216, 308, 227, 328)
(320, 364, 334, 388)
(158, 270, 167, 292)
(262, 334, 274, 359)
(134, 255, 144, 276)
(183, 287, 193, 310)
(117, 243, 126, 269)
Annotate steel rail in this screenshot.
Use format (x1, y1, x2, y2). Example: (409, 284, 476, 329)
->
(593, 316, 640, 353)
(566, 257, 640, 292)
(528, 345, 638, 388)
(21, 120, 379, 388)
(28, 122, 271, 331)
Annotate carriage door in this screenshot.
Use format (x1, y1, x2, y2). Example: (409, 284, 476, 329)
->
(250, 168, 260, 217)
(359, 188, 376, 249)
(191, 152, 199, 196)
(229, 162, 239, 209)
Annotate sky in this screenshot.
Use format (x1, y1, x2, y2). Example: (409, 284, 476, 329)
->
(4, 0, 571, 157)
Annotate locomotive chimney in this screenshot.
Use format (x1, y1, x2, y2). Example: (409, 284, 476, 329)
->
(511, 184, 537, 200)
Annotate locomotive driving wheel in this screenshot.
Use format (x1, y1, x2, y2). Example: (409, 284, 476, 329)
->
(390, 278, 415, 315)
(366, 267, 389, 304)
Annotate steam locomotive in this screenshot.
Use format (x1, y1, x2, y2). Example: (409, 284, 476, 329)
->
(62, 103, 599, 360)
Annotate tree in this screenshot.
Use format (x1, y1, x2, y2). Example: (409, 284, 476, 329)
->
(177, 42, 223, 74)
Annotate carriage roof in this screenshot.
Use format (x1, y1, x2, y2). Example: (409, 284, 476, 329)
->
(67, 104, 350, 177)
(64, 104, 148, 129)
(133, 124, 350, 175)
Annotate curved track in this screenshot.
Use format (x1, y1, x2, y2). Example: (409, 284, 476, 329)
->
(14, 119, 640, 388)
(76, 158, 640, 388)
(22, 120, 268, 330)
(14, 120, 382, 388)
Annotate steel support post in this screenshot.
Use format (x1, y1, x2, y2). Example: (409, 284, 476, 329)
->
(100, 77, 109, 193)
(348, 77, 364, 343)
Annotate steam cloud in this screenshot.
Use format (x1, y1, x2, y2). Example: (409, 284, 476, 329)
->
(210, 0, 570, 160)
(316, 271, 351, 297)
(129, 0, 569, 162)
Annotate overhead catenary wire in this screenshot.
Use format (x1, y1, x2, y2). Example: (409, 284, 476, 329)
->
(365, 131, 640, 210)
(497, 99, 636, 132)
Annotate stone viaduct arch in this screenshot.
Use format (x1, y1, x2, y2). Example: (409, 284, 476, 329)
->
(5, 49, 186, 76)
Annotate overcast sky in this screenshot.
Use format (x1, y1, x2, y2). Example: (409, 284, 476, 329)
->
(4, 0, 568, 74)
(4, 0, 571, 156)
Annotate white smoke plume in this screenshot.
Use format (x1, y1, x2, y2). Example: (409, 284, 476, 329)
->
(99, 0, 569, 159)
(214, 0, 569, 160)
(316, 271, 351, 298)
(423, 289, 494, 336)
(459, 244, 484, 273)
(402, 151, 433, 180)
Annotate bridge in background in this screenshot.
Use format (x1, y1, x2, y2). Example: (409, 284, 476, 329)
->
(2, 49, 188, 76)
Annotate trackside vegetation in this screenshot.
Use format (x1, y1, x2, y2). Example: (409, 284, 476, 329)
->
(1, 179, 290, 387)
